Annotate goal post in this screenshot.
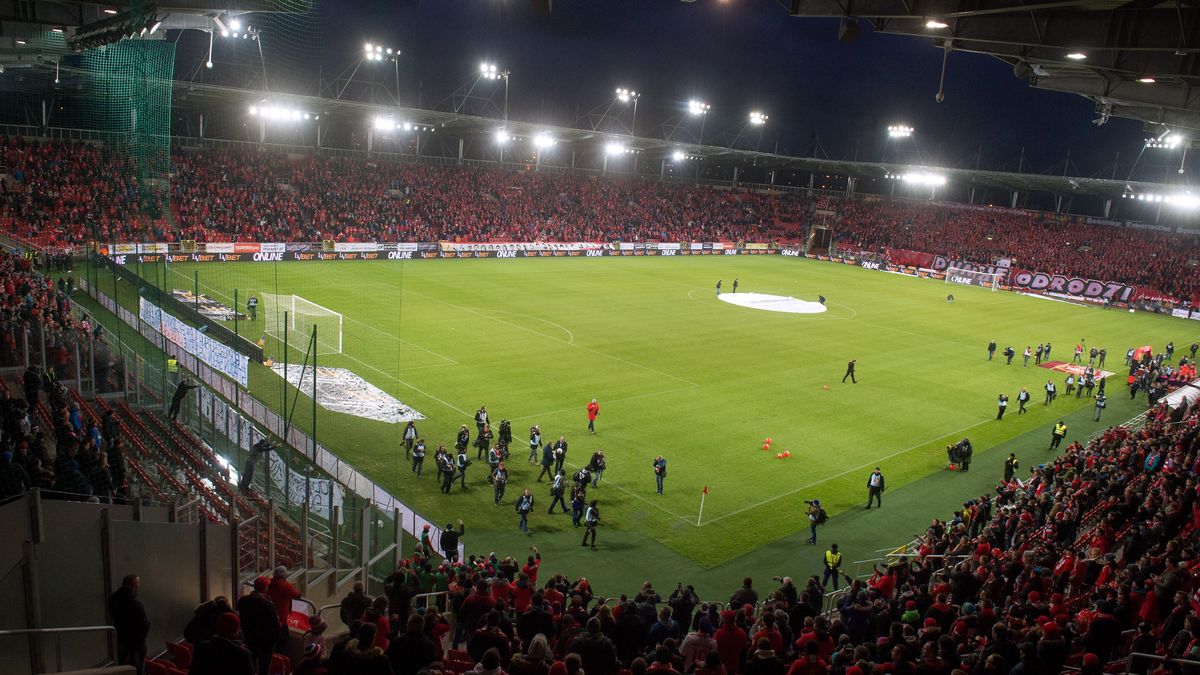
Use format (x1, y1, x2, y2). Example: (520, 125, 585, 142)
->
(294, 296, 343, 355)
(945, 266, 1002, 291)
(261, 293, 343, 355)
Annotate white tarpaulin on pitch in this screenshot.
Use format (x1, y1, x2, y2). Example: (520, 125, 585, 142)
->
(719, 292, 828, 314)
(271, 364, 425, 423)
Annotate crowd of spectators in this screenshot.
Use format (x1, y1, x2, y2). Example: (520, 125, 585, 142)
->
(0, 250, 129, 503)
(5, 134, 1200, 298)
(831, 197, 1200, 300)
(166, 395, 1200, 675)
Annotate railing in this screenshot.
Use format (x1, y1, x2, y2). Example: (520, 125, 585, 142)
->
(79, 278, 466, 562)
(0, 625, 117, 673)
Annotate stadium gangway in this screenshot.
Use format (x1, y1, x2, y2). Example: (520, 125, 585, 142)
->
(0, 625, 117, 673)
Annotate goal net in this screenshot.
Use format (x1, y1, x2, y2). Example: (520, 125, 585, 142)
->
(262, 293, 344, 355)
(945, 267, 1002, 291)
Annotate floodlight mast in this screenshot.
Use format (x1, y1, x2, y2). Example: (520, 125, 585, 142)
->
(616, 87, 640, 135)
(481, 62, 511, 120)
(688, 99, 711, 144)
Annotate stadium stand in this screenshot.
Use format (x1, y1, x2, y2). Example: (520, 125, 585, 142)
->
(7, 138, 1200, 673)
(114, 397, 1194, 675)
(5, 135, 1200, 301)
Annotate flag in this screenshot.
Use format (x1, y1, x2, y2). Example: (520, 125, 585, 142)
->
(702, 485, 708, 494)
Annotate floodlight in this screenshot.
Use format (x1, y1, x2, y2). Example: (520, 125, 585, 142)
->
(749, 111, 768, 125)
(229, 19, 242, 32)
(616, 87, 639, 102)
(605, 142, 626, 155)
(250, 105, 310, 123)
(925, 19, 948, 29)
(104, 8, 118, 14)
(1065, 52, 1087, 60)
(149, 20, 162, 34)
(533, 134, 555, 149)
(688, 99, 710, 115)
(900, 171, 946, 187)
(887, 125, 914, 138)
(672, 150, 687, 162)
(1138, 77, 1156, 83)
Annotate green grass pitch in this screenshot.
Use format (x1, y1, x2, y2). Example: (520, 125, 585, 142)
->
(115, 255, 1187, 592)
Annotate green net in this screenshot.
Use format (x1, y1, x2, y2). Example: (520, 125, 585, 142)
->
(78, 38, 176, 217)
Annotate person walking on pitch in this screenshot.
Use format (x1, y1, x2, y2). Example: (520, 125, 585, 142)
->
(842, 359, 857, 384)
(582, 500, 600, 550)
(586, 399, 600, 434)
(1017, 387, 1030, 414)
(865, 468, 885, 509)
(1003, 453, 1019, 483)
(987, 340, 997, 361)
(716, 280, 722, 296)
(996, 393, 1008, 420)
(653, 455, 667, 494)
(1050, 421, 1067, 450)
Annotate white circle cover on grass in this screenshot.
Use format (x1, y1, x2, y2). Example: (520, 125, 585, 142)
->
(718, 292, 828, 314)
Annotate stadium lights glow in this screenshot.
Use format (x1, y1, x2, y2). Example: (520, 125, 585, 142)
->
(374, 117, 431, 132)
(898, 171, 946, 187)
(103, 8, 118, 14)
(1065, 52, 1087, 60)
(494, 130, 513, 144)
(1126, 192, 1200, 208)
(480, 62, 507, 80)
(533, 134, 555, 149)
(249, 105, 309, 122)
(51, 27, 63, 33)
(672, 150, 687, 162)
(887, 125, 914, 138)
(1146, 133, 1185, 149)
(749, 111, 768, 125)
(687, 99, 711, 115)
(616, 87, 639, 102)
(364, 43, 395, 62)
(925, 19, 948, 29)
(1138, 77, 1157, 83)
(605, 142, 626, 155)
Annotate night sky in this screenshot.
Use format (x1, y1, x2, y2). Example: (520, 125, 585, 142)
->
(179, 1, 1184, 182)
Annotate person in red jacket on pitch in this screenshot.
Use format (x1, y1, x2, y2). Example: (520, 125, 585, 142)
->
(587, 399, 600, 434)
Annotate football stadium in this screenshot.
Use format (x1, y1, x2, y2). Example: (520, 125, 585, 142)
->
(1, 2, 1199, 674)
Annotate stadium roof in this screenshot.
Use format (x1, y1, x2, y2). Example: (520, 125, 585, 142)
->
(167, 79, 1167, 201)
(780, 1, 1200, 135)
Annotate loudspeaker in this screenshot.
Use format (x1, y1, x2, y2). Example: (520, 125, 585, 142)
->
(838, 16, 860, 43)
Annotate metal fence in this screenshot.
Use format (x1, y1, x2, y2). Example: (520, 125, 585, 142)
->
(76, 272, 465, 563)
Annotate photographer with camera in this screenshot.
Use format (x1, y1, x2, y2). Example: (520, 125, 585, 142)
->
(516, 488, 534, 534)
(456, 447, 471, 490)
(548, 469, 569, 514)
(653, 455, 667, 495)
(403, 421, 417, 460)
(412, 439, 426, 477)
(588, 450, 607, 487)
(492, 462, 508, 506)
(498, 419, 513, 448)
(438, 448, 455, 494)
(528, 425, 541, 464)
(804, 499, 826, 545)
(582, 500, 600, 550)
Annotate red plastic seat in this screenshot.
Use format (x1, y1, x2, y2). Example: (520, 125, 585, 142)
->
(446, 649, 475, 674)
(270, 653, 292, 675)
(165, 640, 193, 670)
